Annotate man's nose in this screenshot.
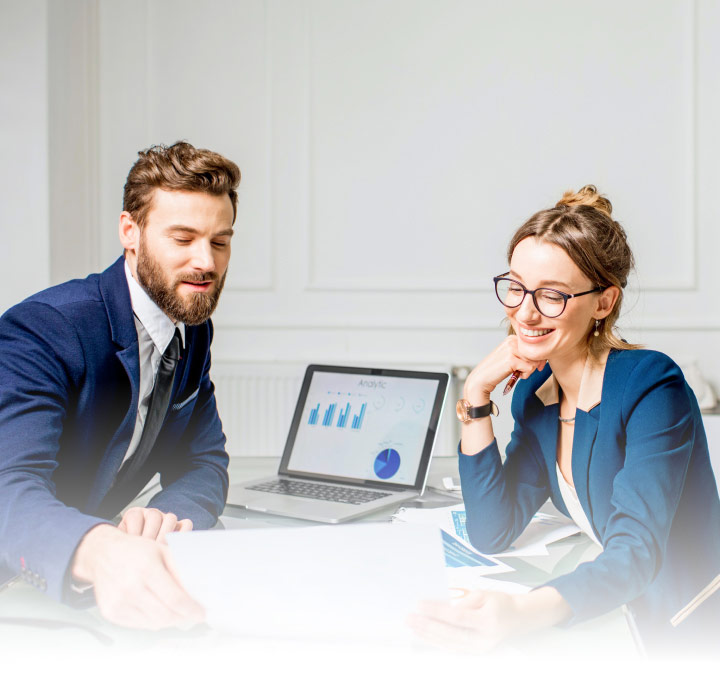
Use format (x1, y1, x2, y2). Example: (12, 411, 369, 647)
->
(190, 241, 215, 273)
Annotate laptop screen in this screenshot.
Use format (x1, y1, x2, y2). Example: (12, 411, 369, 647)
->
(280, 365, 448, 491)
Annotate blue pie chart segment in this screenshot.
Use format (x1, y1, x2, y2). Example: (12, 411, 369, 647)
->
(374, 448, 401, 480)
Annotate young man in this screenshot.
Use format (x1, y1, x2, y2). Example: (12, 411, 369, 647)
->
(0, 142, 240, 629)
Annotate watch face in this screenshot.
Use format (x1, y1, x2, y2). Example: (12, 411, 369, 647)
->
(456, 399, 470, 423)
(456, 399, 498, 422)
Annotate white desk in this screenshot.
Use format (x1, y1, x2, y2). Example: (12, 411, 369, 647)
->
(0, 456, 637, 682)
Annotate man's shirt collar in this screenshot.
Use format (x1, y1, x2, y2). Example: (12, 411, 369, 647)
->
(124, 259, 186, 352)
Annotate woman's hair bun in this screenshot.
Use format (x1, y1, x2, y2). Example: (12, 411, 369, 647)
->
(557, 184, 613, 218)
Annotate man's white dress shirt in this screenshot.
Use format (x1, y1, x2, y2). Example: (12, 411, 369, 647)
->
(123, 260, 185, 467)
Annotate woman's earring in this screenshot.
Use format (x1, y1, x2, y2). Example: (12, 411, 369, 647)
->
(594, 319, 601, 337)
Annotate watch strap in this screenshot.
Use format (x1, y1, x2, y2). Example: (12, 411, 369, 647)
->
(467, 401, 498, 419)
(456, 398, 498, 423)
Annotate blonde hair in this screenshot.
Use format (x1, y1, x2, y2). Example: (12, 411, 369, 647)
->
(506, 185, 640, 356)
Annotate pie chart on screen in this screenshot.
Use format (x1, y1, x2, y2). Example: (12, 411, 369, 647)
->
(374, 448, 401, 480)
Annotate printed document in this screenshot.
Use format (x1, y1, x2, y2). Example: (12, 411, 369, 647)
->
(167, 522, 447, 643)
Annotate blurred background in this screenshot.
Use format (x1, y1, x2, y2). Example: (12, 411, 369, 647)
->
(2, 0, 719, 461)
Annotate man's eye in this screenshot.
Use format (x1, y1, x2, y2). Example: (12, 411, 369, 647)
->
(212, 241, 229, 249)
(174, 238, 192, 245)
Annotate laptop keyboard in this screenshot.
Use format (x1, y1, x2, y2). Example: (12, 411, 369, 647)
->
(248, 479, 392, 505)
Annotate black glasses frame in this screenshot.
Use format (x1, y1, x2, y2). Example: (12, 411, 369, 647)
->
(493, 272, 603, 318)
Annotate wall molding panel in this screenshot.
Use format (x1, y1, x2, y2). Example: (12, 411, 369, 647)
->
(304, 0, 700, 296)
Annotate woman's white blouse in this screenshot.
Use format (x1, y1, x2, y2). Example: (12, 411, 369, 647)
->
(556, 462, 603, 548)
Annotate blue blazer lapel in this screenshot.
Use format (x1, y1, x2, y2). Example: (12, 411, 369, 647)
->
(531, 401, 566, 513)
(571, 409, 600, 535)
(87, 258, 141, 510)
(99, 257, 137, 350)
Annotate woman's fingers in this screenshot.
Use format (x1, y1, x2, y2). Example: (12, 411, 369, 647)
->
(408, 591, 516, 654)
(406, 610, 495, 654)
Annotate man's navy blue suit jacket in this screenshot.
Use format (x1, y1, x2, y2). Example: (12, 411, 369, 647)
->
(0, 257, 229, 601)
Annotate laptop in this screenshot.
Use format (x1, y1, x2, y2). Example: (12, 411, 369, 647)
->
(226, 364, 449, 523)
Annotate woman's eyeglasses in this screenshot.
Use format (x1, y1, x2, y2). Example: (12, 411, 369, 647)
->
(493, 273, 603, 318)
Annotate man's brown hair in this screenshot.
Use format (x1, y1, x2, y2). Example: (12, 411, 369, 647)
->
(123, 141, 241, 229)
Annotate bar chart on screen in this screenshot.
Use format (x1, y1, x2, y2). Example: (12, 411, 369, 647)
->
(307, 400, 367, 430)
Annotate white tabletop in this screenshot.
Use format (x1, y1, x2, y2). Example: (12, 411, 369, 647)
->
(0, 456, 637, 674)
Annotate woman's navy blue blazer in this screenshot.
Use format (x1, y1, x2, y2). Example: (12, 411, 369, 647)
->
(459, 348, 720, 650)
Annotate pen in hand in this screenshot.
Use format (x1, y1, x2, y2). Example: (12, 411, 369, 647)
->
(503, 371, 520, 395)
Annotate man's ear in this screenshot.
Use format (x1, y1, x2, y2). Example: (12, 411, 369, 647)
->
(119, 211, 140, 255)
(594, 285, 620, 320)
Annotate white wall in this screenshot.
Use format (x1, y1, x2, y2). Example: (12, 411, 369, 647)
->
(0, 1, 50, 314)
(4, 0, 720, 456)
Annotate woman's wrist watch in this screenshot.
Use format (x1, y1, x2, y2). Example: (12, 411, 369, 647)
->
(456, 398, 499, 423)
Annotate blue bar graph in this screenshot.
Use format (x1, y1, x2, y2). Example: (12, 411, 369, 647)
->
(351, 403, 367, 430)
(322, 403, 337, 427)
(308, 401, 366, 430)
(336, 402, 351, 428)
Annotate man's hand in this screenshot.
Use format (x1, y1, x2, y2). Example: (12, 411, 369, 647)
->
(118, 507, 193, 542)
(72, 524, 205, 630)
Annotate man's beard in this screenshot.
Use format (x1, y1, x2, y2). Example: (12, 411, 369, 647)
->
(136, 240, 227, 326)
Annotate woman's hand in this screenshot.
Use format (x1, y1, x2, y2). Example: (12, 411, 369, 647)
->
(463, 335, 546, 404)
(459, 335, 546, 455)
(407, 587, 571, 654)
(407, 590, 524, 653)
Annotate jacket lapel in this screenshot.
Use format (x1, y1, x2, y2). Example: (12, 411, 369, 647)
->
(87, 258, 140, 510)
(533, 350, 609, 529)
(538, 403, 565, 511)
(571, 409, 600, 532)
(571, 350, 609, 535)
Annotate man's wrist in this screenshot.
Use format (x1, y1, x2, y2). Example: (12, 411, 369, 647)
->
(71, 524, 119, 584)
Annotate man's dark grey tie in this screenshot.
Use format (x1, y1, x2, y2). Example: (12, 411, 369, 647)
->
(98, 328, 182, 519)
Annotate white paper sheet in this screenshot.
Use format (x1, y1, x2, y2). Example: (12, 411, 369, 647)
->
(446, 567, 530, 596)
(495, 512, 581, 558)
(392, 505, 513, 575)
(393, 504, 580, 560)
(167, 522, 448, 643)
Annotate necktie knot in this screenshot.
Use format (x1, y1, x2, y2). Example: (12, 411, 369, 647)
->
(164, 328, 182, 362)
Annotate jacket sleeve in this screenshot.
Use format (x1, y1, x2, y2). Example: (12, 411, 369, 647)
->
(459, 387, 551, 553)
(146, 329, 229, 529)
(545, 353, 695, 624)
(0, 302, 111, 601)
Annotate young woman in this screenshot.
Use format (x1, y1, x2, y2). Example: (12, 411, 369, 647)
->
(409, 186, 720, 655)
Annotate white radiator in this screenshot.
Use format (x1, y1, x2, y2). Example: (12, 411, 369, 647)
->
(211, 362, 458, 459)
